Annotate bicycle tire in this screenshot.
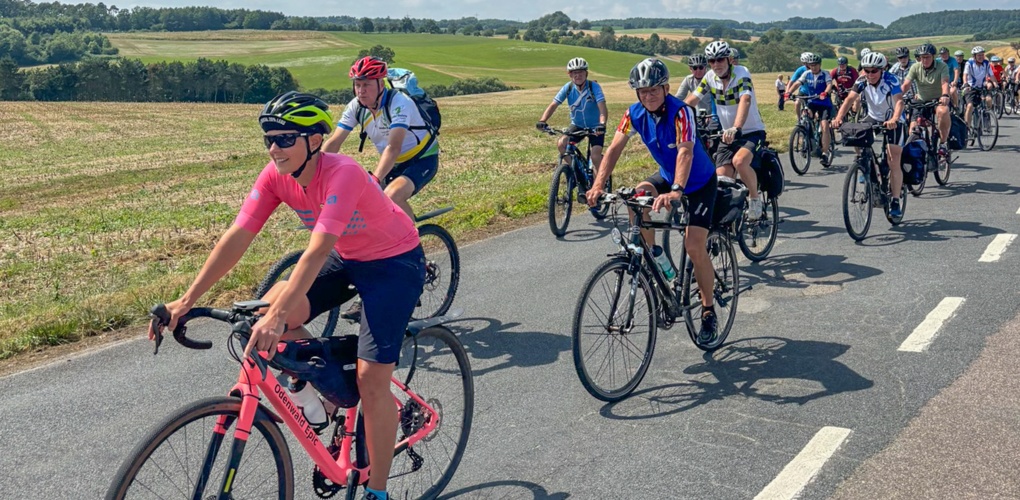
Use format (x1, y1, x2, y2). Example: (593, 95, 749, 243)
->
(738, 192, 779, 262)
(387, 325, 474, 500)
(979, 109, 998, 151)
(788, 127, 811, 175)
(934, 150, 951, 186)
(572, 257, 658, 402)
(994, 92, 1005, 119)
(842, 160, 873, 241)
(548, 163, 574, 237)
(885, 185, 907, 225)
(413, 224, 460, 320)
(590, 174, 614, 220)
(256, 250, 340, 337)
(681, 230, 739, 352)
(908, 161, 926, 197)
(106, 396, 293, 500)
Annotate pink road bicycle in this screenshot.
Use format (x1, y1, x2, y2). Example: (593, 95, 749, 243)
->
(106, 300, 473, 500)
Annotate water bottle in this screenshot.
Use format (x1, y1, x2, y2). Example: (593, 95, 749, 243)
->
(652, 245, 676, 281)
(289, 378, 328, 433)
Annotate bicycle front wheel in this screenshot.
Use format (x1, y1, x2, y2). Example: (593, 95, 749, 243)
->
(106, 397, 293, 500)
(572, 257, 658, 402)
(590, 173, 614, 220)
(978, 109, 998, 151)
(935, 148, 952, 186)
(548, 163, 574, 237)
(413, 224, 460, 320)
(842, 160, 873, 241)
(256, 250, 339, 337)
(387, 325, 474, 500)
(738, 192, 779, 262)
(788, 127, 811, 175)
(682, 230, 739, 352)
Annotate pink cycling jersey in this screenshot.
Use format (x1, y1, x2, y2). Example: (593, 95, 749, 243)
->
(234, 153, 419, 261)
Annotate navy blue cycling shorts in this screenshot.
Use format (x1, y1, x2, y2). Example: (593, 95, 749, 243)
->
(386, 153, 439, 195)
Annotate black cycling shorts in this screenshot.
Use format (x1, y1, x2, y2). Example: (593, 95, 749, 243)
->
(641, 172, 718, 230)
(386, 153, 439, 195)
(807, 102, 834, 121)
(292, 247, 426, 364)
(713, 130, 766, 170)
(862, 117, 906, 147)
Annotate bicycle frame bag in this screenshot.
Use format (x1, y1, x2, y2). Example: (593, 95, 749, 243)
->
(713, 178, 747, 226)
(274, 336, 361, 408)
(948, 114, 967, 150)
(839, 122, 874, 147)
(757, 147, 785, 198)
(901, 140, 927, 186)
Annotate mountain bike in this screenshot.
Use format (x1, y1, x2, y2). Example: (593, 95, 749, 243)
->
(990, 86, 1005, 119)
(1003, 81, 1018, 115)
(788, 95, 837, 175)
(840, 122, 908, 241)
(107, 301, 473, 500)
(905, 100, 952, 190)
(967, 87, 999, 151)
(256, 208, 460, 337)
(543, 126, 613, 237)
(696, 124, 781, 262)
(571, 187, 741, 402)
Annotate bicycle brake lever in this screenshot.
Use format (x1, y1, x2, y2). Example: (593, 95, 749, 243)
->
(150, 316, 164, 355)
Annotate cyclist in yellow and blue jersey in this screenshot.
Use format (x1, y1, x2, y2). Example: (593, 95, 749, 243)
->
(537, 57, 609, 168)
(585, 58, 722, 343)
(785, 52, 836, 167)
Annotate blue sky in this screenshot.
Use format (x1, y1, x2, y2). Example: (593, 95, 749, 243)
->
(120, 0, 1018, 26)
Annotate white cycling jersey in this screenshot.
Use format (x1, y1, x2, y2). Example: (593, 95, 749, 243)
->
(692, 65, 766, 133)
(338, 91, 437, 163)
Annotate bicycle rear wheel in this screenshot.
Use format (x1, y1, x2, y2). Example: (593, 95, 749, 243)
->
(978, 109, 998, 151)
(738, 192, 779, 262)
(681, 230, 739, 352)
(572, 257, 658, 402)
(935, 148, 951, 186)
(788, 127, 811, 175)
(387, 326, 474, 500)
(106, 396, 293, 500)
(885, 185, 907, 225)
(256, 250, 339, 337)
(842, 160, 873, 241)
(548, 163, 574, 237)
(413, 224, 460, 320)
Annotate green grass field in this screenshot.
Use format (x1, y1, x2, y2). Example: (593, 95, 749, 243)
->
(106, 30, 687, 91)
(0, 75, 798, 361)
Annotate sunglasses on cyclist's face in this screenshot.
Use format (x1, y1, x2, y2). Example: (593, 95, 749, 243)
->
(863, 68, 882, 74)
(707, 58, 727, 64)
(690, 65, 705, 71)
(263, 132, 307, 149)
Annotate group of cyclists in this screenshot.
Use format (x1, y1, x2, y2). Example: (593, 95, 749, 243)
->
(138, 35, 1018, 499)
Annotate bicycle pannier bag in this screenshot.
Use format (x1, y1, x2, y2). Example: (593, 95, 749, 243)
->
(901, 140, 927, 186)
(758, 148, 785, 198)
(948, 114, 967, 150)
(713, 179, 746, 226)
(839, 122, 874, 147)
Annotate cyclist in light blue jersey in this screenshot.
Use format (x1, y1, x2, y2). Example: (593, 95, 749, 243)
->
(791, 52, 812, 116)
(537, 57, 609, 168)
(786, 53, 836, 167)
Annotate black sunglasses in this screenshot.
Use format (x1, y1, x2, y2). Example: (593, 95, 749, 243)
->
(690, 65, 705, 70)
(707, 58, 726, 64)
(263, 132, 308, 149)
(863, 68, 882, 74)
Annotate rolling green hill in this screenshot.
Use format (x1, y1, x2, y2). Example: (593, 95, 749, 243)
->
(106, 30, 687, 90)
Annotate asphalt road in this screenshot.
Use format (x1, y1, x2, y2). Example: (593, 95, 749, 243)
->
(3, 117, 1019, 499)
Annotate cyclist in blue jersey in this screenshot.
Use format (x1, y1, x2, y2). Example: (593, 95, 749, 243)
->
(585, 58, 721, 342)
(785, 53, 836, 167)
(791, 53, 812, 116)
(939, 47, 960, 109)
(537, 57, 609, 169)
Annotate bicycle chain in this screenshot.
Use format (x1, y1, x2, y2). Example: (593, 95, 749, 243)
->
(312, 416, 347, 499)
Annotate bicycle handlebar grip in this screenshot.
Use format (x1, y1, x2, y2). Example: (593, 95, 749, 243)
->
(149, 304, 214, 352)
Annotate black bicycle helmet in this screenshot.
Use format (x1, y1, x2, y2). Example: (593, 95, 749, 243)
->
(918, 43, 936, 56)
(894, 46, 911, 58)
(629, 58, 670, 89)
(837, 56, 848, 65)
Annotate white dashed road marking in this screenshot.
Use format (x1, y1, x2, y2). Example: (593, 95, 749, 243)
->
(754, 426, 853, 500)
(979, 234, 1017, 263)
(898, 297, 966, 353)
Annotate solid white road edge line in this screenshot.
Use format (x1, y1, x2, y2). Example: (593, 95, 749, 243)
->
(754, 426, 853, 500)
(898, 297, 966, 353)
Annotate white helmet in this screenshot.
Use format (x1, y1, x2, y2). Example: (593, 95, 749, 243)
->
(729, 47, 739, 59)
(566, 57, 588, 71)
(800, 52, 812, 63)
(972, 46, 985, 55)
(705, 41, 731, 60)
(860, 48, 872, 58)
(860, 52, 887, 69)
(1009, 57, 1016, 63)
(804, 53, 822, 64)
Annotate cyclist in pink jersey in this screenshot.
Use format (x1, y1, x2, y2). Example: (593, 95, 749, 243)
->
(149, 91, 424, 500)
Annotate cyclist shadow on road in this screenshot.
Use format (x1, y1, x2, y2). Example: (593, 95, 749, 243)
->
(858, 218, 1003, 247)
(558, 219, 614, 243)
(740, 252, 882, 291)
(599, 336, 873, 420)
(782, 180, 828, 193)
(775, 206, 846, 240)
(446, 318, 570, 378)
(439, 479, 570, 499)
(910, 180, 1020, 200)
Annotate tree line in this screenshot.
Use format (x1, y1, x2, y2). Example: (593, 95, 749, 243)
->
(589, 16, 882, 32)
(0, 56, 298, 102)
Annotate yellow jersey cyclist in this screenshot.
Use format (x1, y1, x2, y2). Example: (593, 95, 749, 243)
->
(686, 41, 767, 219)
(536, 57, 609, 170)
(151, 91, 426, 500)
(900, 43, 951, 156)
(585, 58, 722, 343)
(833, 51, 907, 218)
(323, 56, 439, 221)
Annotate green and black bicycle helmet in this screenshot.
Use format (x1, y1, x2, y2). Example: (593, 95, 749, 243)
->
(259, 91, 334, 136)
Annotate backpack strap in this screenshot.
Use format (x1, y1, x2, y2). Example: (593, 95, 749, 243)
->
(355, 100, 368, 153)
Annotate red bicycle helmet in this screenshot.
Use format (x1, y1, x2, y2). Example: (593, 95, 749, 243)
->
(349, 56, 388, 80)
